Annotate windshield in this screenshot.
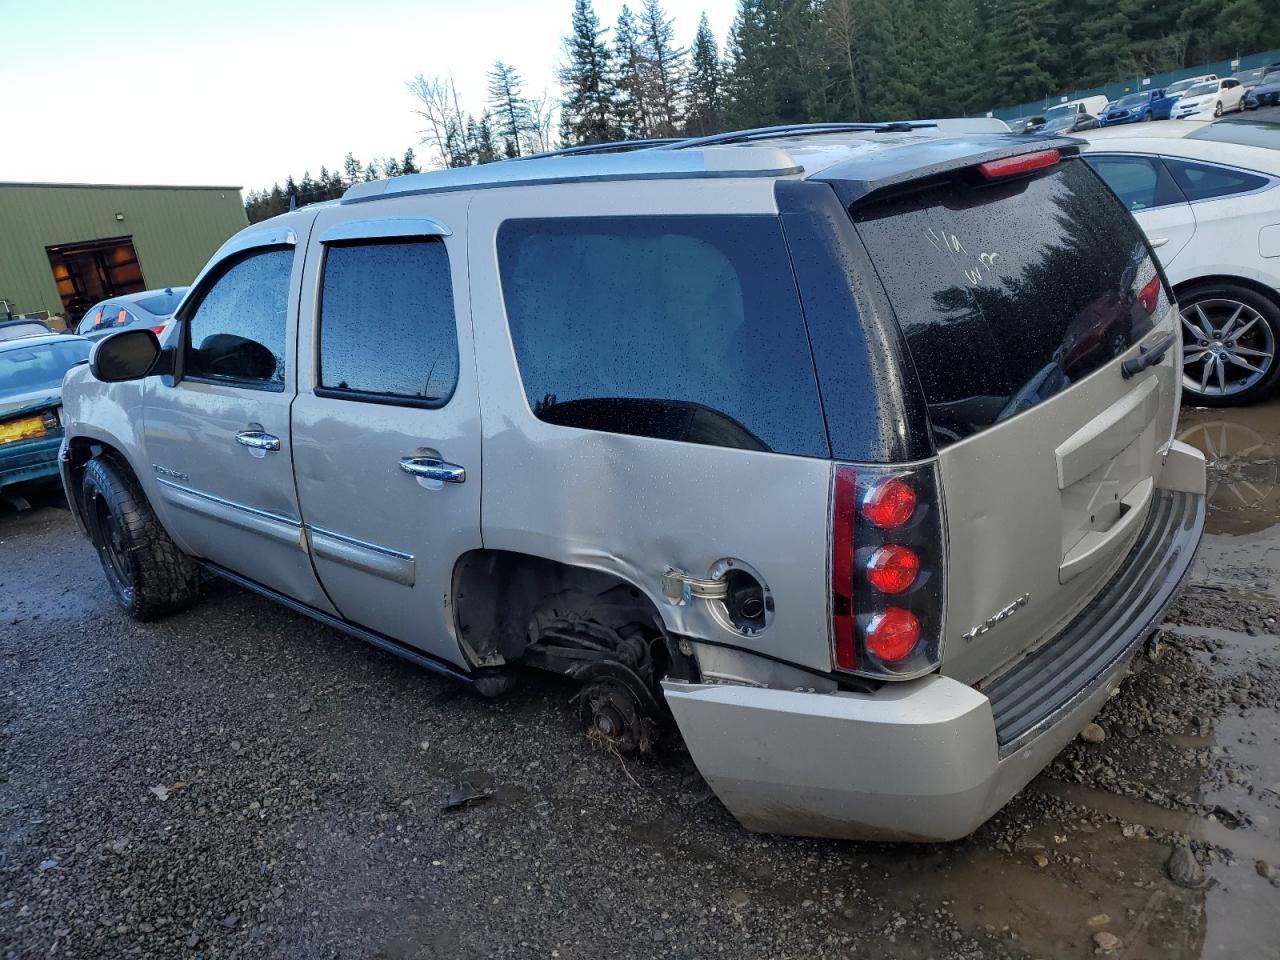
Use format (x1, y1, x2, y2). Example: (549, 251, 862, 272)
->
(136, 290, 185, 316)
(0, 321, 50, 342)
(1040, 115, 1075, 133)
(1044, 104, 1073, 119)
(0, 339, 91, 397)
(1184, 82, 1217, 98)
(1165, 79, 1199, 95)
(1114, 94, 1147, 108)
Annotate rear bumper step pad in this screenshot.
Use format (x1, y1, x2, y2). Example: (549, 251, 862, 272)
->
(983, 489, 1204, 755)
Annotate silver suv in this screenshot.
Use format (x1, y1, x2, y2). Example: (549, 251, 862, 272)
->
(60, 122, 1207, 842)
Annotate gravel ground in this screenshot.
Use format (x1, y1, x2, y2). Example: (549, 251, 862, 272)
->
(1, 401, 1278, 960)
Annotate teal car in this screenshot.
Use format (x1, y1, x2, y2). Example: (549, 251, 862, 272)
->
(0, 335, 91, 493)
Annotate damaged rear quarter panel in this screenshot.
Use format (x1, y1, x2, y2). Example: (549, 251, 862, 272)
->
(466, 179, 837, 675)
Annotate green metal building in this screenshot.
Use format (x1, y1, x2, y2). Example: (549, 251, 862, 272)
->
(0, 182, 247, 326)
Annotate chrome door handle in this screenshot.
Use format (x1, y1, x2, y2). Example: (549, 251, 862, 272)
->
(1150, 237, 1169, 248)
(399, 455, 465, 484)
(235, 430, 281, 451)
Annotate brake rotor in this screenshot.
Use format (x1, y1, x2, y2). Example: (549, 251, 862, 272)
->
(577, 679, 651, 753)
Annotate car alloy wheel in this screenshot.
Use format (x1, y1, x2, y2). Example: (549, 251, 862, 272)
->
(1213, 101, 1223, 117)
(1182, 298, 1276, 399)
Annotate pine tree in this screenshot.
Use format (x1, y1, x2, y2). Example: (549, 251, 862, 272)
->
(559, 0, 617, 145)
(383, 156, 402, 178)
(401, 148, 420, 174)
(476, 112, 499, 163)
(613, 5, 649, 138)
(488, 61, 533, 158)
(686, 13, 723, 135)
(363, 159, 381, 181)
(637, 0, 686, 137)
(343, 153, 362, 185)
(985, 0, 1059, 106)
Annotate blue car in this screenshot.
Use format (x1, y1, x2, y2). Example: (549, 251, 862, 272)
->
(1099, 89, 1171, 125)
(0, 335, 92, 494)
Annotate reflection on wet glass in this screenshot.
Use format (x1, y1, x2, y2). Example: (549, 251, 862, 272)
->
(853, 159, 1164, 448)
(186, 249, 292, 384)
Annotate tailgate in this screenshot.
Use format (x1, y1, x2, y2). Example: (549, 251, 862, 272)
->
(851, 155, 1179, 684)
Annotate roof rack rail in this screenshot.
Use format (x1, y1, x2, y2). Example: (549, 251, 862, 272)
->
(507, 138, 684, 162)
(656, 122, 939, 150)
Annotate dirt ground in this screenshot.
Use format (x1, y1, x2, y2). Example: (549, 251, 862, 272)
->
(1, 400, 1278, 960)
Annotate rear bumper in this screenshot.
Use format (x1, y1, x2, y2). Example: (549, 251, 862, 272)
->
(664, 487, 1204, 841)
(0, 435, 63, 489)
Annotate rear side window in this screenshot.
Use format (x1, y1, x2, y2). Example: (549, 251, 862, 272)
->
(853, 157, 1168, 448)
(318, 239, 458, 405)
(496, 216, 828, 458)
(1085, 155, 1185, 211)
(1163, 159, 1269, 201)
(185, 248, 292, 387)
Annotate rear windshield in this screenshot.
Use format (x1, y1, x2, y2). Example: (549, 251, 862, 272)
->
(852, 157, 1167, 448)
(136, 291, 184, 316)
(0, 321, 50, 342)
(0, 339, 91, 397)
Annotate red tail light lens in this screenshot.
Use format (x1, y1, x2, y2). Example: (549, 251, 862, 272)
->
(978, 149, 1060, 180)
(866, 544, 920, 594)
(862, 478, 917, 530)
(831, 465, 945, 679)
(150, 325, 166, 335)
(866, 608, 921, 662)
(1138, 275, 1161, 315)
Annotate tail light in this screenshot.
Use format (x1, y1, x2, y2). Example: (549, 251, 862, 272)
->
(831, 464, 947, 679)
(978, 149, 1059, 180)
(1138, 275, 1161, 315)
(150, 325, 166, 335)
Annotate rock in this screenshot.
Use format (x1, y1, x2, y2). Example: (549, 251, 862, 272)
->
(1086, 913, 1111, 928)
(1033, 853, 1049, 868)
(1080, 723, 1106, 744)
(727, 891, 750, 909)
(1256, 860, 1277, 880)
(1167, 843, 1204, 888)
(38, 858, 58, 871)
(1093, 931, 1121, 952)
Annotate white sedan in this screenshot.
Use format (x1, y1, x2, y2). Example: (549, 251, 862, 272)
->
(1079, 121, 1280, 404)
(1172, 78, 1246, 119)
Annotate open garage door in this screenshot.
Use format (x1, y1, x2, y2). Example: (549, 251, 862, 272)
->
(46, 236, 146, 320)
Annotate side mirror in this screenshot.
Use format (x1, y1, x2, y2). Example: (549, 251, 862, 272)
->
(91, 328, 163, 382)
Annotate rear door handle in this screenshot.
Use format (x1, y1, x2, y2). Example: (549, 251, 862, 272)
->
(1121, 332, 1177, 379)
(235, 430, 281, 451)
(1150, 237, 1169, 248)
(399, 455, 465, 484)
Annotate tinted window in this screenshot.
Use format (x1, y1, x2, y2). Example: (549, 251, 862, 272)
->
(319, 239, 459, 404)
(497, 216, 827, 457)
(136, 290, 184, 316)
(852, 158, 1167, 448)
(185, 248, 291, 386)
(0, 339, 91, 396)
(1164, 159, 1269, 201)
(1085, 155, 1186, 210)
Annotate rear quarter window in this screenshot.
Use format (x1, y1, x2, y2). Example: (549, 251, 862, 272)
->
(496, 215, 828, 458)
(1163, 159, 1269, 201)
(852, 157, 1168, 448)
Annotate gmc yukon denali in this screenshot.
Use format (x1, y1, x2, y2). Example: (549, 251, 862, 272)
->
(59, 121, 1207, 841)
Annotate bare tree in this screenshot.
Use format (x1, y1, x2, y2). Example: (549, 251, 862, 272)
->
(524, 90, 559, 154)
(822, 0, 864, 120)
(406, 72, 470, 168)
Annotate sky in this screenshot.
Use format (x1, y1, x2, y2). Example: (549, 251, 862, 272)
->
(0, 0, 738, 194)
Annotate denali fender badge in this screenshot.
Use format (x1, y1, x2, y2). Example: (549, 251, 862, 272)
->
(152, 464, 189, 482)
(962, 593, 1030, 642)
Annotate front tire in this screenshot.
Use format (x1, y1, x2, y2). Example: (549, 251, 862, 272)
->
(1213, 101, 1223, 117)
(1179, 283, 1280, 406)
(1143, 111, 1152, 122)
(83, 456, 201, 621)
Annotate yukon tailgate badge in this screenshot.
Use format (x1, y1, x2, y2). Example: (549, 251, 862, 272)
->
(962, 593, 1030, 642)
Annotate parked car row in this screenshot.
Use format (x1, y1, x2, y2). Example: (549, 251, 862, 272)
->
(0, 287, 186, 499)
(49, 120, 1208, 844)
